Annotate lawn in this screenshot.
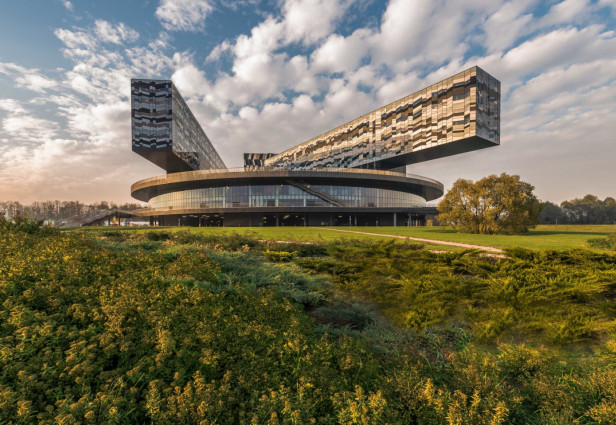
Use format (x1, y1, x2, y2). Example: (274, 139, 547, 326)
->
(80, 224, 616, 251)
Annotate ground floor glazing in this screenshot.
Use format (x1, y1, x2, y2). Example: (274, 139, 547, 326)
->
(148, 210, 437, 227)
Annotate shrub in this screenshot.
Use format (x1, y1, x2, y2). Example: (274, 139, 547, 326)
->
(144, 230, 172, 241)
(312, 303, 376, 330)
(2, 228, 616, 424)
(264, 249, 295, 262)
(588, 233, 616, 250)
(0, 213, 53, 235)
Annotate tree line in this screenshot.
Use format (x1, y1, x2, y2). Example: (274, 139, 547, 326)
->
(540, 195, 616, 225)
(0, 200, 143, 222)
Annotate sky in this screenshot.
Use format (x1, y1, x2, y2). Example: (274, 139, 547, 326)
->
(0, 0, 615, 205)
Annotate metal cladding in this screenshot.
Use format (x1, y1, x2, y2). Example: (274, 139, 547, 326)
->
(264, 66, 500, 170)
(243, 153, 276, 170)
(131, 79, 226, 173)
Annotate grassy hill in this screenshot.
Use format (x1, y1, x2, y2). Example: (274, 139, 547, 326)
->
(2, 224, 616, 423)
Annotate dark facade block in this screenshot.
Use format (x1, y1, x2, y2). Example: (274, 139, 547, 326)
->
(131, 79, 226, 173)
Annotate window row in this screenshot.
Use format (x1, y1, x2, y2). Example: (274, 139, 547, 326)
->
(148, 185, 425, 209)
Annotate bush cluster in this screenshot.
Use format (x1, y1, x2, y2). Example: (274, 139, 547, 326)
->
(298, 240, 616, 346)
(588, 233, 616, 251)
(1, 228, 615, 423)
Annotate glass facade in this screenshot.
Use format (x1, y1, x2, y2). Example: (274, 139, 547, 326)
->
(131, 79, 226, 172)
(148, 184, 425, 210)
(264, 66, 500, 170)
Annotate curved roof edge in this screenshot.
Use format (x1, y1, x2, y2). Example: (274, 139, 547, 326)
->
(131, 168, 444, 203)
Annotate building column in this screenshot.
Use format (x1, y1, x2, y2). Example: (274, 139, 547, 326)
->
(393, 213, 397, 227)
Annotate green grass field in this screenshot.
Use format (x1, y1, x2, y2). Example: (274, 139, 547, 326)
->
(79, 224, 616, 251)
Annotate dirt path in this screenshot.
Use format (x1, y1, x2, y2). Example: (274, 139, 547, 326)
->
(313, 227, 505, 253)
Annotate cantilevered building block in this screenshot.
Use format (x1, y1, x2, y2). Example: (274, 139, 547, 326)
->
(131, 79, 226, 173)
(264, 66, 500, 171)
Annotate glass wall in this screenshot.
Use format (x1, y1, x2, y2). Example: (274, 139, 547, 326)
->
(148, 184, 425, 210)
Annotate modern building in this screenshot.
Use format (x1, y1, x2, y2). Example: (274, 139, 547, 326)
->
(130, 66, 500, 227)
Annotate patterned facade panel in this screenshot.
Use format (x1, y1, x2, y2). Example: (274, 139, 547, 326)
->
(131, 79, 226, 172)
(244, 153, 276, 170)
(264, 66, 500, 170)
(131, 80, 173, 151)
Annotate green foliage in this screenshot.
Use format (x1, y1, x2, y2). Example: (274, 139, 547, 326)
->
(0, 230, 382, 423)
(588, 233, 616, 250)
(539, 201, 567, 224)
(144, 230, 172, 241)
(264, 249, 296, 262)
(562, 194, 616, 225)
(438, 173, 541, 234)
(298, 239, 616, 347)
(312, 303, 377, 331)
(2, 228, 616, 424)
(0, 213, 56, 235)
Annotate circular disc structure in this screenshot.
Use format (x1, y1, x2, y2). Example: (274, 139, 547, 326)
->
(131, 168, 443, 227)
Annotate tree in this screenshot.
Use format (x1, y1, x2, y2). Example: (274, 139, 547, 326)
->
(437, 173, 541, 234)
(539, 201, 566, 225)
(561, 194, 616, 224)
(604, 197, 616, 225)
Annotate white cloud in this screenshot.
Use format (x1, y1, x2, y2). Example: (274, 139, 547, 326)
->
(283, 0, 351, 45)
(94, 20, 139, 44)
(54, 28, 97, 49)
(0, 99, 26, 114)
(482, 0, 534, 54)
(172, 61, 213, 99)
(499, 25, 616, 84)
(62, 0, 73, 11)
(234, 17, 285, 58)
(368, 0, 496, 70)
(206, 40, 232, 62)
(156, 0, 213, 32)
(2, 112, 59, 141)
(311, 29, 372, 74)
(539, 0, 591, 27)
(0, 62, 58, 93)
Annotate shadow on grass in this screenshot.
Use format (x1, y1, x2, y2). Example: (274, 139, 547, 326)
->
(418, 228, 611, 237)
(528, 230, 612, 236)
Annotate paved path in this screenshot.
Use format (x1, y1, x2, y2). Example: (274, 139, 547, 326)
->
(312, 227, 504, 254)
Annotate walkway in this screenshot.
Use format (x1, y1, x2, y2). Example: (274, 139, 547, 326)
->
(313, 227, 504, 254)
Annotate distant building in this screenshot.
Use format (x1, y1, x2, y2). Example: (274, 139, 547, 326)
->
(130, 66, 500, 226)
